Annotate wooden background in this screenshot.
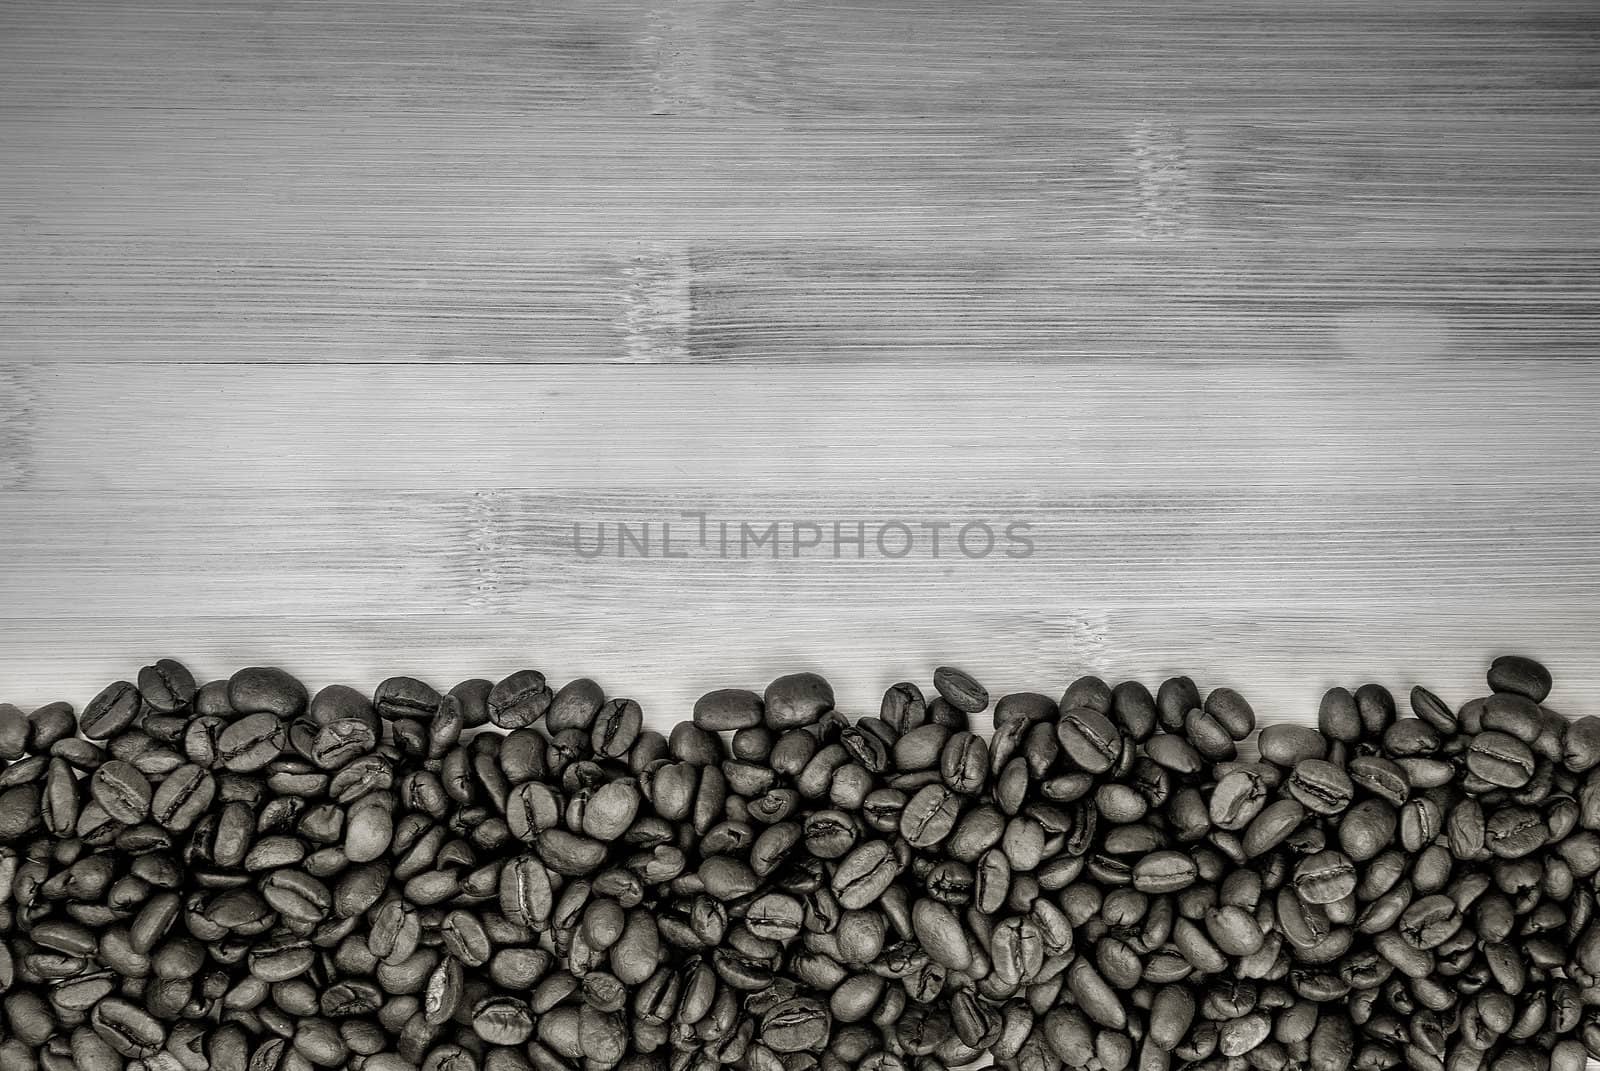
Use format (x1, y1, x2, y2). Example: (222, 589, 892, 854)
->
(3, 0, 1599, 728)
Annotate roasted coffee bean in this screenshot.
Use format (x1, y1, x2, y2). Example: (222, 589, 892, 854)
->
(940, 732, 988, 794)
(934, 667, 989, 714)
(1210, 768, 1270, 831)
(80, 681, 143, 739)
(228, 666, 308, 718)
(1057, 708, 1120, 774)
(1339, 798, 1397, 862)
(216, 712, 286, 772)
(1466, 731, 1537, 788)
(90, 759, 152, 823)
(138, 659, 198, 715)
(489, 670, 552, 730)
(694, 689, 763, 731)
(1258, 724, 1327, 766)
(592, 698, 643, 759)
(90, 996, 166, 1057)
(764, 673, 834, 730)
(1244, 800, 1307, 858)
(1488, 655, 1552, 702)
(901, 785, 961, 849)
(1286, 760, 1353, 815)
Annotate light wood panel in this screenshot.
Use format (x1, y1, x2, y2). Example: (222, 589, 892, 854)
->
(6, 241, 1597, 364)
(2, 361, 1597, 491)
(6, 108, 1595, 364)
(5, 487, 1599, 618)
(3, 0, 1597, 116)
(5, 114, 1595, 246)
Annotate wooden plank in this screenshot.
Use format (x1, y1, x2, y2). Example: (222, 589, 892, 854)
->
(2, 0, 1596, 117)
(4, 114, 1596, 245)
(679, 244, 1600, 363)
(1, 609, 1594, 734)
(5, 240, 1597, 364)
(3, 361, 1597, 491)
(4, 487, 1598, 618)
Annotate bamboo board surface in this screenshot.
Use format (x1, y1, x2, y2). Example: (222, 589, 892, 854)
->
(2, 0, 1599, 726)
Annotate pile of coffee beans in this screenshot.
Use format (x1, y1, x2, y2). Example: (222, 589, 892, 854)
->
(0, 657, 1597, 1071)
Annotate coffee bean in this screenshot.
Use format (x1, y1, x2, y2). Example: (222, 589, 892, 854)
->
(694, 689, 763, 731)
(488, 670, 552, 730)
(1258, 724, 1327, 766)
(90, 996, 166, 1057)
(80, 681, 142, 740)
(1466, 731, 1537, 788)
(934, 667, 989, 714)
(1205, 688, 1256, 740)
(1339, 798, 1398, 862)
(1132, 850, 1198, 894)
(216, 712, 286, 772)
(1488, 655, 1553, 702)
(1286, 759, 1354, 815)
(900, 784, 961, 849)
(833, 840, 899, 910)
(940, 731, 988, 794)
(762, 997, 831, 1052)
(1293, 850, 1357, 904)
(1244, 800, 1307, 858)
(911, 899, 971, 971)
(89, 759, 151, 823)
(880, 683, 929, 735)
(227, 666, 308, 718)
(592, 698, 643, 759)
(763, 673, 834, 730)
(1155, 677, 1201, 733)
(1057, 708, 1120, 774)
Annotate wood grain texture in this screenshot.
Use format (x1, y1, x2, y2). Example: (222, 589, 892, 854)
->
(7, 241, 1598, 364)
(4, 359, 1600, 722)
(2, 0, 1600, 736)
(3, 0, 1598, 116)
(5, 110, 1597, 362)
(3, 361, 1598, 490)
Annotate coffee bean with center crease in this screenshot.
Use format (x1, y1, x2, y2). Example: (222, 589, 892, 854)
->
(1286, 759, 1353, 815)
(833, 840, 899, 910)
(881, 683, 928, 735)
(489, 670, 553, 729)
(762, 997, 831, 1052)
(90, 996, 166, 1057)
(1466, 731, 1537, 788)
(901, 784, 961, 849)
(592, 698, 642, 758)
(1057, 708, 1120, 774)
(216, 712, 286, 772)
(80, 681, 142, 740)
(1132, 850, 1197, 894)
(1293, 850, 1357, 904)
(136, 658, 197, 715)
(89, 759, 152, 823)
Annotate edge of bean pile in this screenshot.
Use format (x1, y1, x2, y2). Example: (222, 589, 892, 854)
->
(0, 655, 1596, 1071)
